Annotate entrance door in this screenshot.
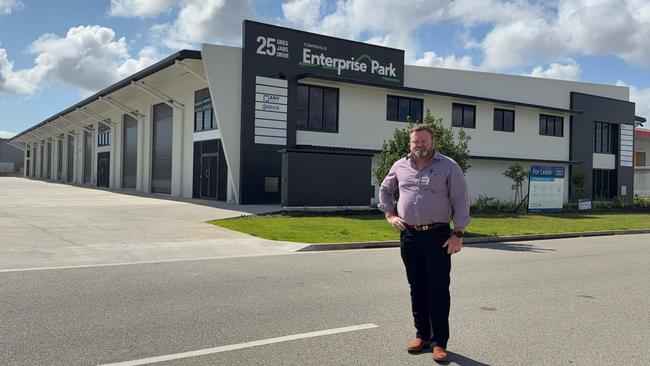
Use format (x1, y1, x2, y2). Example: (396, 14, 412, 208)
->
(97, 152, 110, 188)
(200, 155, 218, 199)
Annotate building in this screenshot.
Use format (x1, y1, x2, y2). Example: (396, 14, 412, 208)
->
(8, 20, 646, 207)
(0, 138, 24, 175)
(635, 127, 650, 197)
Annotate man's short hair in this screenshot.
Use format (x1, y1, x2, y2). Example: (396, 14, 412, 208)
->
(409, 125, 434, 139)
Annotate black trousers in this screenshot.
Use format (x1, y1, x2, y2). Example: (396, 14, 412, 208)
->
(400, 225, 452, 348)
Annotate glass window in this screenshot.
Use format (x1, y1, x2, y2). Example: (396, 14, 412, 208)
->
(398, 98, 410, 122)
(194, 88, 216, 132)
(323, 88, 338, 132)
(452, 103, 475, 128)
(452, 104, 463, 127)
(386, 96, 398, 121)
(297, 84, 339, 133)
(308, 87, 323, 130)
(540, 114, 563, 137)
(410, 99, 423, 122)
(386, 95, 423, 122)
(297, 85, 309, 129)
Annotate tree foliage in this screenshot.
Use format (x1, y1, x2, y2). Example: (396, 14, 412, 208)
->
(373, 109, 472, 186)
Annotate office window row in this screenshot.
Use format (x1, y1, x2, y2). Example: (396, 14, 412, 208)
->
(195, 88, 216, 132)
(594, 121, 617, 154)
(539, 114, 564, 137)
(297, 84, 338, 133)
(387, 95, 423, 122)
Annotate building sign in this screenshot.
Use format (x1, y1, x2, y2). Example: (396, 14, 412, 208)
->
(245, 20, 405, 86)
(528, 165, 565, 212)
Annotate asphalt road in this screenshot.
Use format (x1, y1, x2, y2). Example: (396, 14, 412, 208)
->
(1, 234, 649, 366)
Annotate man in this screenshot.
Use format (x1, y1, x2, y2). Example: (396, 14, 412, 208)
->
(378, 125, 470, 363)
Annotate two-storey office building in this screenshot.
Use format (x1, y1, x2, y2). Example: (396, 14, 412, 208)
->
(9, 20, 644, 207)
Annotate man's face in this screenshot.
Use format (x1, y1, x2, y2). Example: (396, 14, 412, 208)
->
(409, 130, 434, 158)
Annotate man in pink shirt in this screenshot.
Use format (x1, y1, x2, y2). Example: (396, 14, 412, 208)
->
(378, 125, 470, 363)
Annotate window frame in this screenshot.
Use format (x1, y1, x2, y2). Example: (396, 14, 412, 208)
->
(296, 84, 340, 133)
(493, 108, 515, 132)
(452, 103, 476, 129)
(539, 114, 564, 137)
(386, 95, 423, 123)
(594, 121, 618, 154)
(97, 127, 111, 147)
(194, 88, 217, 133)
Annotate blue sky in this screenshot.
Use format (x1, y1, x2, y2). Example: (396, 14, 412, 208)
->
(1, 0, 649, 138)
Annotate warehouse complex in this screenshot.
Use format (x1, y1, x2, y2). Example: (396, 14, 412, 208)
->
(8, 20, 646, 207)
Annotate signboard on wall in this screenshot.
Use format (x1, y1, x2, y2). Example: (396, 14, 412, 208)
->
(528, 165, 565, 212)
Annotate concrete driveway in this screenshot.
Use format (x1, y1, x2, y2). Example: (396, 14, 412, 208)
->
(0, 177, 306, 271)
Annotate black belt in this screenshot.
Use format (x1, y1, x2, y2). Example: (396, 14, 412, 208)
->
(405, 223, 449, 231)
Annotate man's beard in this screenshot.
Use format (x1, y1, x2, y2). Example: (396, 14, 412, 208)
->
(413, 148, 432, 158)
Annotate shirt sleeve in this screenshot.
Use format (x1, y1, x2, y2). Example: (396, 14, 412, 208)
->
(448, 163, 471, 228)
(378, 162, 398, 213)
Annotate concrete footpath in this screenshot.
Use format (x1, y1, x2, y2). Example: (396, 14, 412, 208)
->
(0, 177, 308, 271)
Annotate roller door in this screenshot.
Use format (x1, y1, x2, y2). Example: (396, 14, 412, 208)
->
(46, 141, 52, 179)
(151, 103, 172, 194)
(122, 115, 138, 189)
(57, 139, 63, 180)
(67, 135, 74, 182)
(83, 131, 92, 184)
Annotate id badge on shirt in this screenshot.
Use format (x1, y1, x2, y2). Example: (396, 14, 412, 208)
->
(421, 176, 430, 184)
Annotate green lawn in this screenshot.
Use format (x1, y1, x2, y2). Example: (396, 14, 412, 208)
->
(209, 213, 650, 244)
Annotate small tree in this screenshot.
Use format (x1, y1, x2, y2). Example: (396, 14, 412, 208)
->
(373, 109, 471, 186)
(503, 164, 529, 204)
(570, 172, 586, 201)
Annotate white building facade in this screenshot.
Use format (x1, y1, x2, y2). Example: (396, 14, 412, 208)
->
(9, 21, 644, 207)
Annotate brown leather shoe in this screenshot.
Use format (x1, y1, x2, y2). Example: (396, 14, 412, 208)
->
(432, 346, 449, 362)
(406, 338, 431, 353)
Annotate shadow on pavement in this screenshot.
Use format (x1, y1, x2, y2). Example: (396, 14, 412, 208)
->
(447, 351, 492, 365)
(464, 241, 557, 253)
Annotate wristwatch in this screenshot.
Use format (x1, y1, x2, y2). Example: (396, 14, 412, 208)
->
(452, 230, 464, 238)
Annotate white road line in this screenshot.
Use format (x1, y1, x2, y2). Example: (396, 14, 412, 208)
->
(0, 254, 293, 273)
(97, 323, 379, 366)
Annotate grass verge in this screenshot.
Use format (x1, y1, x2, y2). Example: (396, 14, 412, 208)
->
(209, 213, 650, 244)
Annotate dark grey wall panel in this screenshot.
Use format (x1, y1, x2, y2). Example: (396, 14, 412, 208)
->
(570, 92, 636, 202)
(152, 103, 173, 194)
(281, 150, 372, 206)
(122, 115, 138, 189)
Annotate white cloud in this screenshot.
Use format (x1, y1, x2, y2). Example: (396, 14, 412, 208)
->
(451, 0, 650, 71)
(0, 25, 162, 96)
(558, 0, 650, 66)
(0, 130, 17, 139)
(282, 0, 322, 29)
(413, 51, 477, 70)
(281, 0, 448, 61)
(617, 80, 650, 123)
(154, 0, 254, 50)
(528, 60, 581, 81)
(0, 0, 23, 15)
(108, 0, 181, 18)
